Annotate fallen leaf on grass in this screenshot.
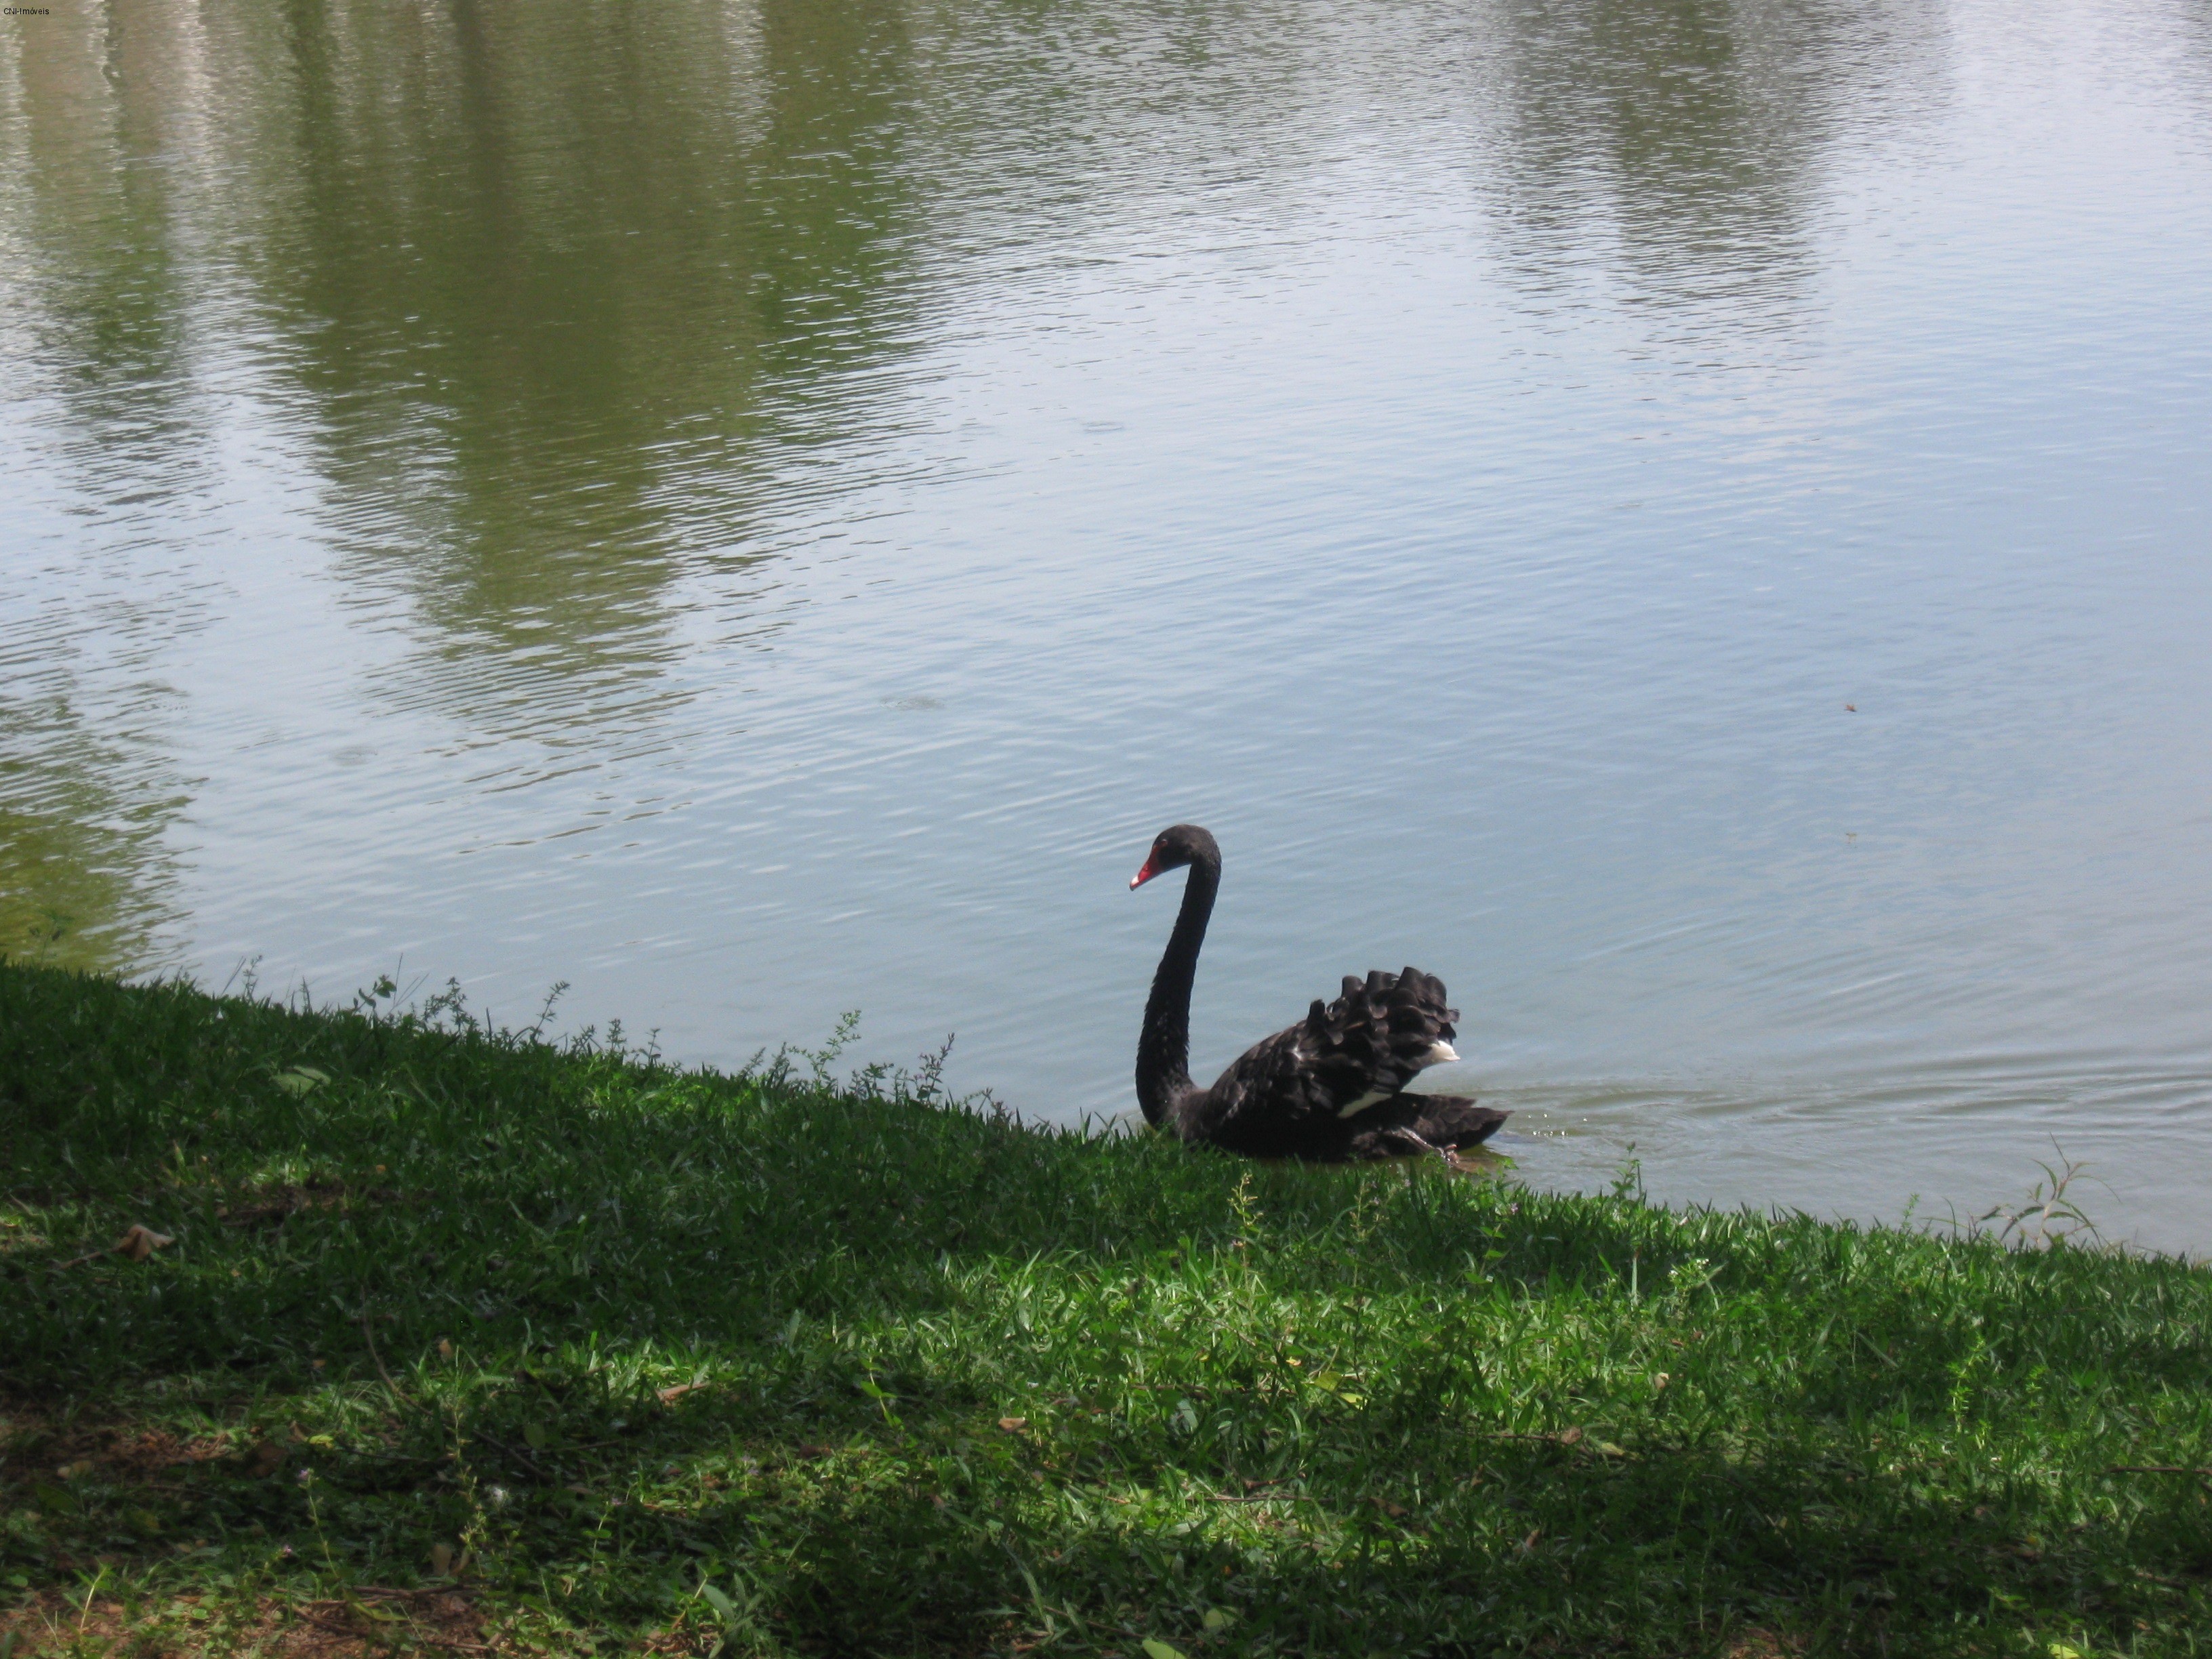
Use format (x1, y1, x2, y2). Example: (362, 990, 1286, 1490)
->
(116, 1224, 173, 1261)
(1556, 1426, 1583, 1446)
(58, 1224, 176, 1269)
(998, 1417, 1028, 1433)
(1202, 1608, 1233, 1632)
(1368, 1495, 1410, 1518)
(1141, 1641, 1187, 1659)
(273, 1066, 330, 1097)
(657, 1383, 703, 1406)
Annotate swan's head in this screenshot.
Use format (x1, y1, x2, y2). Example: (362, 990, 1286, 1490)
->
(1130, 823, 1220, 890)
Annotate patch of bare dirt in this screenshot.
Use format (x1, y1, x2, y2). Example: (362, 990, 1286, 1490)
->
(216, 1181, 408, 1229)
(0, 1406, 237, 1486)
(0, 1589, 495, 1657)
(1723, 1630, 1807, 1659)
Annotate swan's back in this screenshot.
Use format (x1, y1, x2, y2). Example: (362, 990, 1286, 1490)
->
(1193, 967, 1462, 1155)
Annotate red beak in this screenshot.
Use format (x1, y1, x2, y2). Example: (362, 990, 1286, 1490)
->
(1130, 855, 1159, 890)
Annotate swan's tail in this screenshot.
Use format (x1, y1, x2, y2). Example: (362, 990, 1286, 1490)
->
(1345, 1094, 1509, 1159)
(1410, 1096, 1509, 1149)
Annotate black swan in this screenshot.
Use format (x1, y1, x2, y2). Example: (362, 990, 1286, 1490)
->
(1130, 824, 1509, 1162)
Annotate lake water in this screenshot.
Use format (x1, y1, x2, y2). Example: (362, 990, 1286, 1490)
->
(5, 0, 2211, 1253)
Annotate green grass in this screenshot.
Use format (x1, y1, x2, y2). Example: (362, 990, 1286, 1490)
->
(2, 961, 2209, 1658)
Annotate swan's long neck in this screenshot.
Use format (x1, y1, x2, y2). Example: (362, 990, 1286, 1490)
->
(1136, 852, 1220, 1128)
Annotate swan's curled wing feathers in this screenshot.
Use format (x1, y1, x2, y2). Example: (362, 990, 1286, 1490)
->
(1199, 967, 1461, 1147)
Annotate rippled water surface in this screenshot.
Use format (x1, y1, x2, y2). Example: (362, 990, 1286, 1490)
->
(5, 0, 2211, 1250)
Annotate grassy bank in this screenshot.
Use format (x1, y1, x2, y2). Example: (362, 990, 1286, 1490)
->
(2, 963, 2209, 1658)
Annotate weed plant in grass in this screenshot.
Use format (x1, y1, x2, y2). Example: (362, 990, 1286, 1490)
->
(2, 962, 2210, 1657)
